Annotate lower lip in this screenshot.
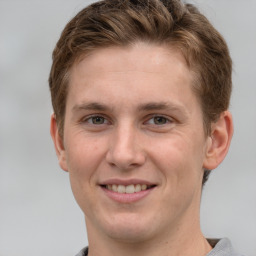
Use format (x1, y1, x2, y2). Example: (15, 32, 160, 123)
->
(101, 186, 155, 203)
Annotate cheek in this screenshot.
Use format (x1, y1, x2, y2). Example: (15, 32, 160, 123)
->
(64, 134, 108, 188)
(150, 135, 205, 186)
(66, 133, 103, 166)
(65, 136, 107, 212)
(153, 137, 204, 213)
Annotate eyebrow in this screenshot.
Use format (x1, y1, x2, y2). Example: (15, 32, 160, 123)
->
(72, 101, 186, 115)
(137, 102, 185, 112)
(72, 102, 112, 112)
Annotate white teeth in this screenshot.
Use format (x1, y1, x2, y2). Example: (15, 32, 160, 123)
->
(112, 184, 118, 192)
(135, 184, 141, 192)
(106, 184, 151, 194)
(117, 185, 126, 193)
(125, 185, 135, 194)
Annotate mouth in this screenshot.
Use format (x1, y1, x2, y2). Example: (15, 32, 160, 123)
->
(101, 184, 156, 194)
(99, 179, 157, 203)
(100, 184, 156, 194)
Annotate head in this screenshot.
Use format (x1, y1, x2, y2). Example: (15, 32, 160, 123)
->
(49, 0, 233, 247)
(49, 0, 232, 185)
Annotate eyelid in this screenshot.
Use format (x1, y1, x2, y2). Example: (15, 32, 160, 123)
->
(81, 114, 111, 125)
(144, 114, 174, 125)
(79, 113, 174, 126)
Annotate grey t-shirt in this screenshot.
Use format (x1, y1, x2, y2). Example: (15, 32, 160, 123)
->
(207, 238, 244, 256)
(75, 238, 243, 256)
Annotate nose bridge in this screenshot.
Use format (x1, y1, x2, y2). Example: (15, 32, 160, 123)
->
(106, 121, 145, 169)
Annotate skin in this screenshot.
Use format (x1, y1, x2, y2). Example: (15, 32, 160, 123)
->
(51, 42, 233, 256)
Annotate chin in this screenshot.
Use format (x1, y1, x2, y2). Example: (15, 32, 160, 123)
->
(99, 213, 160, 243)
(108, 226, 151, 243)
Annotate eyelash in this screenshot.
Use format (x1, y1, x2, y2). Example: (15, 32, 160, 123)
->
(81, 114, 173, 127)
(82, 115, 110, 125)
(145, 115, 172, 126)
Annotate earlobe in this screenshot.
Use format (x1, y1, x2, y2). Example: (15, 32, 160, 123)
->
(203, 111, 233, 170)
(50, 114, 68, 172)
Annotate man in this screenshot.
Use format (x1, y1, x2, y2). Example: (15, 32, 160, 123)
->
(49, 0, 242, 255)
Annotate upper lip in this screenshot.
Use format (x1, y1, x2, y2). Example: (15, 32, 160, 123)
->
(99, 178, 157, 186)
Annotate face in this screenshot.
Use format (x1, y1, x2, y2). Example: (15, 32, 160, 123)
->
(54, 43, 212, 243)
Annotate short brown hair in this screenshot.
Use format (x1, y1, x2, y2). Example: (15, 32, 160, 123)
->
(49, 0, 232, 185)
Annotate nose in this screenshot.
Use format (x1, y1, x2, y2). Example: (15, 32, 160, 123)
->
(106, 124, 146, 170)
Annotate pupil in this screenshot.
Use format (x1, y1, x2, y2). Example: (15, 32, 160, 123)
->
(93, 116, 104, 124)
(154, 116, 166, 124)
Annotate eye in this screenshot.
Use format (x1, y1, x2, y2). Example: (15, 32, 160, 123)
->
(147, 116, 169, 125)
(153, 116, 168, 125)
(86, 115, 107, 125)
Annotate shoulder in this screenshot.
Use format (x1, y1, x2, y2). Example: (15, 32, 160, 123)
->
(207, 238, 245, 256)
(75, 247, 88, 256)
(75, 239, 245, 256)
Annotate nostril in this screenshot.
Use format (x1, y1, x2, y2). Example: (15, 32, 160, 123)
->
(106, 149, 146, 170)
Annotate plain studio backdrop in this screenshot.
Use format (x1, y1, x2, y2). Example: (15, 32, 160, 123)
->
(0, 0, 255, 255)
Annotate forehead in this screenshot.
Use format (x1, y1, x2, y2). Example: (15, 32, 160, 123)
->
(67, 43, 198, 112)
(72, 43, 191, 79)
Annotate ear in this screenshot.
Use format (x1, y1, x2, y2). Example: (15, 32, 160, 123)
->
(50, 114, 68, 172)
(203, 111, 233, 170)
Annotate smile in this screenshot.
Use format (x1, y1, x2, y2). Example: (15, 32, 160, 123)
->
(103, 184, 155, 194)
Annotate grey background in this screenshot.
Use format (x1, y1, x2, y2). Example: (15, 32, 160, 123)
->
(0, 0, 255, 255)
